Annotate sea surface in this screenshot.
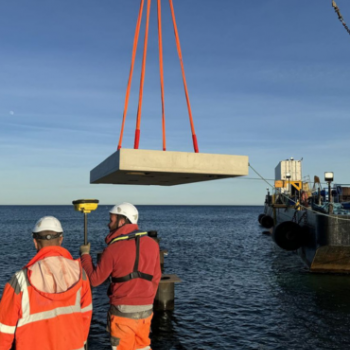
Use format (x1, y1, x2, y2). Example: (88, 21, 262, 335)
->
(1, 205, 350, 349)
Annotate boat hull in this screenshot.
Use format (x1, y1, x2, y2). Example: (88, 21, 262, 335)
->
(266, 205, 350, 273)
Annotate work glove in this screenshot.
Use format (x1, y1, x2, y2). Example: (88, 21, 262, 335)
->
(80, 242, 91, 256)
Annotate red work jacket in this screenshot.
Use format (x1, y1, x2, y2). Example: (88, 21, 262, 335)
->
(82, 224, 161, 306)
(0, 246, 92, 350)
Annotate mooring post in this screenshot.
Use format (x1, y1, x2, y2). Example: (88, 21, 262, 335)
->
(154, 274, 182, 311)
(147, 230, 182, 310)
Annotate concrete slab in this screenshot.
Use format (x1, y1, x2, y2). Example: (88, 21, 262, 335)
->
(90, 148, 248, 186)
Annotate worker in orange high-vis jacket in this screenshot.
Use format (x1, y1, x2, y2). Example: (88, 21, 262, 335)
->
(80, 202, 161, 350)
(0, 216, 93, 350)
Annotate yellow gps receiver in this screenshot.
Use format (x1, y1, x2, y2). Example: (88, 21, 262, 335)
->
(72, 199, 99, 245)
(73, 199, 99, 213)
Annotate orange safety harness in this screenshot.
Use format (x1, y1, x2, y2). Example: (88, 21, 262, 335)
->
(117, 0, 199, 153)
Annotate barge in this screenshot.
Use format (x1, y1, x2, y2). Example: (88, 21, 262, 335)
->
(259, 158, 350, 273)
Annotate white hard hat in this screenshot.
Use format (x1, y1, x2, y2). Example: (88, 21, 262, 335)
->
(109, 202, 138, 224)
(32, 216, 63, 233)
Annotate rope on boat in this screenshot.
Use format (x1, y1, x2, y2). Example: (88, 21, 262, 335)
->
(332, 0, 350, 36)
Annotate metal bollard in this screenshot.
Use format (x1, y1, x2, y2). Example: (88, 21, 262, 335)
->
(154, 274, 182, 311)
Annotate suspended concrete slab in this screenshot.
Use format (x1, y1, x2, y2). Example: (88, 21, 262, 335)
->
(90, 148, 248, 186)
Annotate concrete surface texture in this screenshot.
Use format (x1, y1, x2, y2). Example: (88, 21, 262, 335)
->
(90, 149, 249, 186)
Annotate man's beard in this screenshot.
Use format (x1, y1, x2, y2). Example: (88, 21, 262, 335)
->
(108, 222, 118, 232)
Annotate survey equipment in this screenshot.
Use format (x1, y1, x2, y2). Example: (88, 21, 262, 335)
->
(72, 199, 99, 245)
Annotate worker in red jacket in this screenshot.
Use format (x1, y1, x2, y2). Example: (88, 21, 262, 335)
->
(80, 202, 161, 350)
(0, 216, 93, 350)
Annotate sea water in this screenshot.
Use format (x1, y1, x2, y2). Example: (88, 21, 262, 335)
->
(1, 205, 350, 349)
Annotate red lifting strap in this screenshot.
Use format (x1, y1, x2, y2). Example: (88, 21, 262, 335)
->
(118, 0, 199, 153)
(158, 0, 166, 151)
(118, 0, 145, 151)
(134, 0, 152, 149)
(169, 0, 199, 153)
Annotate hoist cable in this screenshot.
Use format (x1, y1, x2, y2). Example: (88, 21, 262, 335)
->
(169, 0, 199, 153)
(157, 0, 167, 151)
(332, 0, 350, 36)
(118, 0, 145, 150)
(134, 0, 152, 149)
(248, 163, 274, 188)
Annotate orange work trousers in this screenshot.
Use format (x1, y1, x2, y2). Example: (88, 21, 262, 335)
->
(108, 313, 153, 350)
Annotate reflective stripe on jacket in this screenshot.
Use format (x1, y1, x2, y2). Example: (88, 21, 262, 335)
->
(0, 246, 92, 350)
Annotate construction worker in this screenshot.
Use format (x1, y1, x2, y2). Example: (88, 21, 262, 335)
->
(0, 216, 93, 350)
(80, 202, 161, 350)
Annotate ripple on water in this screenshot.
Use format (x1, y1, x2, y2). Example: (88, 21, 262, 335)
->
(1, 205, 350, 349)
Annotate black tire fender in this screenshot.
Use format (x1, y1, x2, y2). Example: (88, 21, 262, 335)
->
(272, 221, 303, 251)
(261, 215, 274, 229)
(258, 214, 265, 224)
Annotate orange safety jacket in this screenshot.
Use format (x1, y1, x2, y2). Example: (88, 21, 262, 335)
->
(0, 246, 92, 350)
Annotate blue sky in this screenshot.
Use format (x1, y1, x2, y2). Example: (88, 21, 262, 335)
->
(1, 0, 350, 205)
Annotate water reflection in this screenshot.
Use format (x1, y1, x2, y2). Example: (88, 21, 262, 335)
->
(3, 206, 350, 349)
(151, 310, 184, 350)
(270, 250, 350, 349)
